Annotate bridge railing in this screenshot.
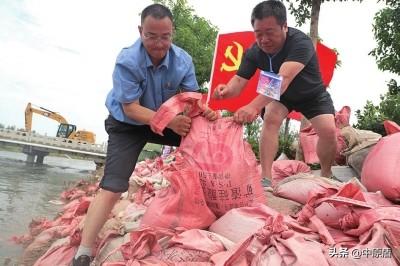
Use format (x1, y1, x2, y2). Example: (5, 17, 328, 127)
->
(0, 129, 107, 153)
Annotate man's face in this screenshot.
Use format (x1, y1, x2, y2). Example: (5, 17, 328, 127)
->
(253, 16, 287, 55)
(139, 16, 173, 65)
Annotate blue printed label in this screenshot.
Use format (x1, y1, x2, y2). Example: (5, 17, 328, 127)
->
(256, 71, 282, 100)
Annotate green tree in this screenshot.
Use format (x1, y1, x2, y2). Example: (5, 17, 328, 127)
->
(244, 118, 263, 160)
(370, 1, 400, 75)
(153, 0, 218, 86)
(355, 1, 400, 135)
(0, 123, 4, 129)
(243, 117, 298, 160)
(355, 79, 400, 135)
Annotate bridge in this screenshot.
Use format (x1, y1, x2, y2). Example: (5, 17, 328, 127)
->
(0, 128, 107, 167)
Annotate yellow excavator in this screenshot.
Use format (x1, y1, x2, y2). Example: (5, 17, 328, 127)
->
(25, 102, 96, 144)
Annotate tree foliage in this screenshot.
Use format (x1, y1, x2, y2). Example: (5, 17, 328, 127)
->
(243, 118, 263, 160)
(243, 117, 298, 160)
(355, 79, 400, 135)
(370, 1, 400, 75)
(356, 1, 400, 135)
(153, 0, 218, 86)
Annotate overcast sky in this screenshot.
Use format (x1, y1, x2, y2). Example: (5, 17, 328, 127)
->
(0, 0, 397, 144)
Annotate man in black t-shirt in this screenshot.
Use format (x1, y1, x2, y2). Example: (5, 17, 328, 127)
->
(213, 0, 337, 182)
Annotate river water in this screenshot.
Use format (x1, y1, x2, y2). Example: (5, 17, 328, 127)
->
(0, 150, 96, 262)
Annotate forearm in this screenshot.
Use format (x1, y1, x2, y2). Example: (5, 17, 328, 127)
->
(226, 75, 247, 97)
(122, 102, 155, 125)
(279, 74, 291, 95)
(278, 61, 305, 95)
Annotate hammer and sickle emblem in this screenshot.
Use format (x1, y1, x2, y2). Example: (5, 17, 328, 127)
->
(220, 41, 243, 72)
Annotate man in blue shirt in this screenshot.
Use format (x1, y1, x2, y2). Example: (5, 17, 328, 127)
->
(72, 4, 217, 266)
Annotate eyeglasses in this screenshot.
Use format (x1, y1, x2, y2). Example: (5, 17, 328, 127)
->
(255, 27, 284, 40)
(142, 32, 173, 44)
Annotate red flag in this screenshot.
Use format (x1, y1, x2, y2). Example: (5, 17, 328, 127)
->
(316, 42, 337, 87)
(207, 32, 337, 121)
(207, 32, 259, 112)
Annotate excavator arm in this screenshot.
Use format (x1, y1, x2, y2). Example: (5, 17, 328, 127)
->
(25, 102, 69, 132)
(24, 102, 96, 144)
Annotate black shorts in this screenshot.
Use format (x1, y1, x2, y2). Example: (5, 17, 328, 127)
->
(99, 115, 181, 193)
(261, 90, 335, 120)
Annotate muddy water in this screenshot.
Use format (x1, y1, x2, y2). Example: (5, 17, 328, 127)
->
(0, 150, 95, 263)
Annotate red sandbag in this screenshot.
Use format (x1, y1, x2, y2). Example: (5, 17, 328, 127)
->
(300, 106, 350, 165)
(150, 92, 203, 136)
(102, 228, 219, 266)
(300, 125, 347, 165)
(361, 133, 400, 201)
(383, 120, 400, 135)
(211, 214, 328, 266)
(150, 92, 265, 217)
(335, 105, 351, 128)
(209, 204, 278, 243)
(271, 160, 311, 187)
(273, 174, 341, 205)
(179, 116, 265, 216)
(326, 223, 399, 266)
(140, 157, 216, 230)
(33, 237, 76, 266)
(155, 229, 226, 263)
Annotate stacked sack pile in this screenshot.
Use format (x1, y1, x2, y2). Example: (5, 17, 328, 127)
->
(13, 93, 400, 265)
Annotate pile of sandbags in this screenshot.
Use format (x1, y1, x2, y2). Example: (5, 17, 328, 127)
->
(15, 95, 400, 265)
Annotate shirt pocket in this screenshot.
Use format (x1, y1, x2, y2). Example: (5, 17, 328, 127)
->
(162, 81, 179, 101)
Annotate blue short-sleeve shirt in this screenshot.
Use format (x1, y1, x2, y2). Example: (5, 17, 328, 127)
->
(105, 38, 199, 125)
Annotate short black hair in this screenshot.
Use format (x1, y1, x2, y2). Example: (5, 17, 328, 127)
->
(141, 3, 173, 25)
(251, 0, 287, 26)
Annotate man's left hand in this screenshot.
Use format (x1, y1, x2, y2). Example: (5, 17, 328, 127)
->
(197, 100, 219, 121)
(201, 106, 219, 121)
(233, 105, 259, 124)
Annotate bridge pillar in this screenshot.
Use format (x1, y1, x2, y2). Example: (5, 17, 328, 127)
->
(36, 152, 46, 164)
(22, 145, 49, 165)
(26, 154, 35, 164)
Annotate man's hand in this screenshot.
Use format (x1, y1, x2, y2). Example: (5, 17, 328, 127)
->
(233, 105, 259, 124)
(167, 115, 192, 137)
(197, 100, 219, 121)
(202, 106, 219, 121)
(213, 84, 230, 99)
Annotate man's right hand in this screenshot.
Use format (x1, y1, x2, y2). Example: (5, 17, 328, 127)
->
(167, 114, 192, 137)
(213, 84, 230, 99)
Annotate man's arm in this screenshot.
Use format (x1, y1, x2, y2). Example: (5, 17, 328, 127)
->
(214, 75, 249, 98)
(246, 61, 305, 110)
(122, 96, 218, 136)
(122, 101, 154, 125)
(123, 101, 192, 136)
(278, 61, 305, 95)
(246, 61, 306, 112)
(231, 61, 306, 123)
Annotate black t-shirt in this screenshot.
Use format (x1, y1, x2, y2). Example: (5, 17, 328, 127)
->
(236, 27, 325, 104)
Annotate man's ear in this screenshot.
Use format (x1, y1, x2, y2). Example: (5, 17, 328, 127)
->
(283, 22, 288, 32)
(138, 25, 142, 35)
